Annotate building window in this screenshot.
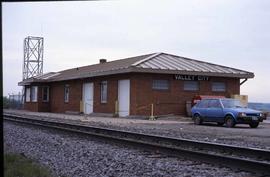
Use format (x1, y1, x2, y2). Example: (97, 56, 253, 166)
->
(64, 85, 70, 103)
(100, 81, 108, 103)
(184, 81, 199, 91)
(31, 86, 38, 102)
(212, 82, 226, 92)
(26, 88, 30, 102)
(152, 80, 169, 90)
(42, 86, 49, 102)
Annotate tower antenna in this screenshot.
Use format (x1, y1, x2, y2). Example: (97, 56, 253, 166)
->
(23, 36, 44, 80)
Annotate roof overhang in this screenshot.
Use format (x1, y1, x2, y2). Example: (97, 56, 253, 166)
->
(18, 78, 36, 86)
(129, 67, 254, 79)
(18, 67, 254, 86)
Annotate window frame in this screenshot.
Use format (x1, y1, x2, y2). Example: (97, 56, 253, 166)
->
(64, 85, 70, 103)
(183, 81, 199, 91)
(25, 87, 31, 102)
(152, 79, 169, 90)
(42, 86, 50, 102)
(212, 82, 226, 92)
(208, 99, 222, 108)
(31, 86, 38, 102)
(100, 81, 108, 103)
(197, 100, 210, 108)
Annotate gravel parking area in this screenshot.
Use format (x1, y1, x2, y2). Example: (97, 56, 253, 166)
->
(4, 109, 270, 150)
(4, 121, 254, 177)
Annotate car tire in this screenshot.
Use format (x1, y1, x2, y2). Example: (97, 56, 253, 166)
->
(194, 114, 202, 125)
(249, 122, 259, 128)
(217, 122, 224, 126)
(225, 116, 235, 128)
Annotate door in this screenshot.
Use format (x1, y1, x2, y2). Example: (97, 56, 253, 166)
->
(83, 83, 93, 114)
(118, 79, 130, 117)
(197, 99, 210, 118)
(207, 99, 224, 122)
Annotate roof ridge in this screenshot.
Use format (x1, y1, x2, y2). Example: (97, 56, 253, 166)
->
(57, 53, 156, 73)
(131, 52, 162, 66)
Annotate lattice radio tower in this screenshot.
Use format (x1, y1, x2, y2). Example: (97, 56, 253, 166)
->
(23, 36, 44, 80)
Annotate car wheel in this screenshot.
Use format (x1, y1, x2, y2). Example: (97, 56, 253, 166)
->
(225, 116, 235, 128)
(249, 122, 259, 128)
(194, 114, 202, 125)
(217, 122, 224, 126)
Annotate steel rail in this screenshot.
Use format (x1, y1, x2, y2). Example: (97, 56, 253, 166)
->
(3, 113, 270, 175)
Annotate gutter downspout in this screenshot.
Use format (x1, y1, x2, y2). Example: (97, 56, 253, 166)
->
(240, 78, 248, 85)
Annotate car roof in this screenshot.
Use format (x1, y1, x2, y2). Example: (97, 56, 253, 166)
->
(201, 98, 237, 101)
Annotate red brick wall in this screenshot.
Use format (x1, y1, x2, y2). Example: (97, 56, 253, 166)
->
(38, 85, 51, 112)
(24, 102, 39, 112)
(92, 78, 117, 113)
(23, 85, 48, 112)
(131, 73, 240, 116)
(49, 74, 131, 114)
(23, 73, 240, 116)
(91, 74, 132, 114)
(50, 80, 82, 113)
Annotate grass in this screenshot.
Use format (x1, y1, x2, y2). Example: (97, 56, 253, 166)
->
(4, 153, 52, 177)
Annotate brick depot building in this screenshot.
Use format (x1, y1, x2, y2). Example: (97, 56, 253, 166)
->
(19, 52, 254, 117)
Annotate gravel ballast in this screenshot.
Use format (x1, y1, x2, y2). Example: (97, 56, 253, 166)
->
(4, 121, 255, 177)
(4, 110, 270, 150)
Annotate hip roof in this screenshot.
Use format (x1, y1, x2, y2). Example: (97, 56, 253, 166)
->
(19, 52, 254, 85)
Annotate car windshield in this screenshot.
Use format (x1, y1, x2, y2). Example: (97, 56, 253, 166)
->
(221, 99, 244, 108)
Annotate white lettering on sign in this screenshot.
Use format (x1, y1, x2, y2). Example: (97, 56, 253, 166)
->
(198, 76, 209, 81)
(174, 75, 209, 81)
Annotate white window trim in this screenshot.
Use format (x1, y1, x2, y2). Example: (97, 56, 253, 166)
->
(26, 88, 30, 102)
(31, 86, 38, 102)
(100, 81, 108, 103)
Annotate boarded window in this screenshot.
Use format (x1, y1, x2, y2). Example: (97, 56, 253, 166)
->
(212, 82, 226, 92)
(42, 86, 49, 102)
(184, 81, 199, 91)
(64, 85, 70, 103)
(31, 86, 38, 102)
(26, 88, 30, 102)
(100, 81, 108, 103)
(152, 80, 169, 90)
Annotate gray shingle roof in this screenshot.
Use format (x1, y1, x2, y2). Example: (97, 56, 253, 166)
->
(18, 52, 254, 85)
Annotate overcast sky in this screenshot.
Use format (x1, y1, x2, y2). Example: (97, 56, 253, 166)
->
(2, 1, 270, 102)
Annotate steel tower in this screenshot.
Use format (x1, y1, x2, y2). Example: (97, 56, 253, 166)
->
(23, 36, 44, 80)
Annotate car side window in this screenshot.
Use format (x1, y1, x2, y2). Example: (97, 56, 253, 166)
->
(198, 100, 209, 108)
(208, 99, 222, 108)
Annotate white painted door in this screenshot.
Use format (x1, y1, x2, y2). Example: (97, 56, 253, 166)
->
(118, 79, 130, 117)
(83, 83, 93, 114)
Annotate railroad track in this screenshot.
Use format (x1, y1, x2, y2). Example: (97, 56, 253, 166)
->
(3, 113, 270, 176)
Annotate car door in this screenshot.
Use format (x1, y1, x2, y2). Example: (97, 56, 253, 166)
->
(207, 99, 223, 122)
(197, 99, 210, 119)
